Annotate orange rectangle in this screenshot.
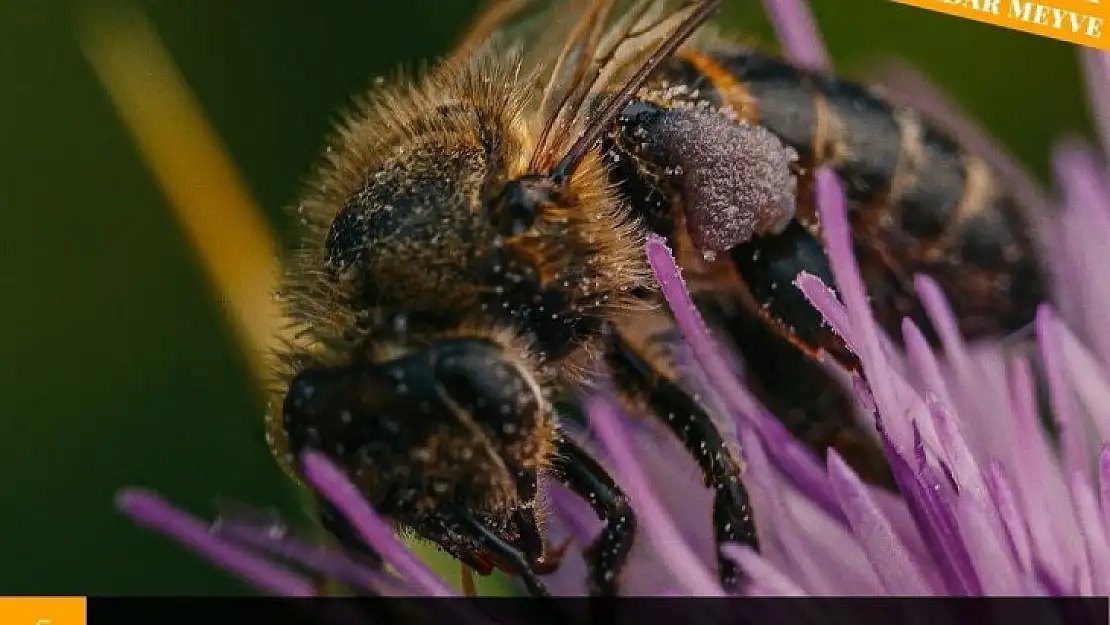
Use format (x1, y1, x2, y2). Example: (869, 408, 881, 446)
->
(891, 0, 1110, 50)
(0, 597, 87, 625)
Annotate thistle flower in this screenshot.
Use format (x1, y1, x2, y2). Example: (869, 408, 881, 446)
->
(101, 0, 1110, 603)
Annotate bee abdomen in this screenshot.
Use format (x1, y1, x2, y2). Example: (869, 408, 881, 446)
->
(656, 49, 1048, 342)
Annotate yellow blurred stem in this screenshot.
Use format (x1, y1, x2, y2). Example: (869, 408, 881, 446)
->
(77, 6, 285, 381)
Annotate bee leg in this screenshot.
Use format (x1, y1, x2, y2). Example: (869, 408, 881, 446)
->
(695, 293, 896, 489)
(608, 99, 798, 254)
(452, 509, 553, 598)
(605, 326, 756, 591)
(550, 433, 636, 596)
(729, 218, 861, 371)
(510, 468, 571, 575)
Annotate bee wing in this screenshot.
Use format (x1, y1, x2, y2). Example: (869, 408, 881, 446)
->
(455, 0, 723, 176)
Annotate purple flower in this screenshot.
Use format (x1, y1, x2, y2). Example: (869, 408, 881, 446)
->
(115, 0, 1110, 601)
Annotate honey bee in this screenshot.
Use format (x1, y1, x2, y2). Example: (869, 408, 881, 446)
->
(264, 0, 1048, 597)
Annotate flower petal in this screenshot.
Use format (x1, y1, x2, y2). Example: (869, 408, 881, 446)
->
(1100, 446, 1110, 531)
(793, 272, 855, 352)
(1005, 356, 1076, 584)
(300, 452, 457, 597)
(744, 424, 882, 595)
(1070, 471, 1110, 596)
(984, 460, 1034, 576)
(812, 170, 936, 458)
(1058, 327, 1110, 446)
(117, 489, 317, 596)
(760, 0, 829, 71)
(925, 394, 990, 504)
(827, 452, 933, 595)
(901, 318, 956, 411)
(211, 512, 409, 596)
(721, 544, 808, 597)
(881, 431, 979, 595)
(1036, 305, 1090, 478)
(1051, 142, 1110, 368)
(953, 492, 1022, 596)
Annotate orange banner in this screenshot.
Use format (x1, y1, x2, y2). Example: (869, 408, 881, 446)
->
(891, 0, 1109, 50)
(0, 597, 87, 625)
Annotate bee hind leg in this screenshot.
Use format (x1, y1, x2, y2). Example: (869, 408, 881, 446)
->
(728, 218, 860, 371)
(549, 433, 636, 597)
(604, 323, 757, 592)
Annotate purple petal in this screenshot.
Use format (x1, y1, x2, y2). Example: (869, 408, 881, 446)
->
(745, 424, 883, 595)
(913, 277, 1015, 471)
(1100, 446, 1110, 531)
(881, 432, 980, 596)
(1070, 471, 1110, 596)
(546, 481, 600, 550)
(827, 452, 933, 595)
(812, 170, 917, 452)
(1058, 327, 1110, 445)
(953, 493, 1022, 595)
(1006, 356, 1074, 583)
(300, 452, 457, 597)
(901, 318, 956, 411)
(1051, 142, 1110, 368)
(748, 412, 846, 523)
(793, 272, 855, 351)
(1036, 305, 1090, 479)
(211, 514, 408, 596)
(721, 544, 808, 596)
(760, 0, 829, 71)
(554, 417, 721, 596)
(984, 460, 1034, 576)
(1033, 559, 1072, 596)
(586, 396, 724, 596)
(117, 489, 317, 596)
(925, 394, 989, 503)
(913, 276, 978, 398)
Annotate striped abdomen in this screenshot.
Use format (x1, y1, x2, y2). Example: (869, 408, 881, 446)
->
(646, 47, 1048, 344)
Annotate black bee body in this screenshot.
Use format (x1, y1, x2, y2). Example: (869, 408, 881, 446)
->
(270, 0, 1048, 602)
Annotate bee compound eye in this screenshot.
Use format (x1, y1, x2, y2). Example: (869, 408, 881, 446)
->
(281, 363, 399, 460)
(431, 340, 541, 428)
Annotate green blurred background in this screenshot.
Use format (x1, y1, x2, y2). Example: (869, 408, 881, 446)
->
(0, 0, 1094, 594)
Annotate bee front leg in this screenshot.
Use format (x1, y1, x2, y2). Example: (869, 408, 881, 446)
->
(451, 509, 554, 598)
(604, 322, 757, 591)
(549, 434, 636, 596)
(511, 468, 572, 576)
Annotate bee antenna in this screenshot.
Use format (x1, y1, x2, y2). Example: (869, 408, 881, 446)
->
(548, 0, 722, 185)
